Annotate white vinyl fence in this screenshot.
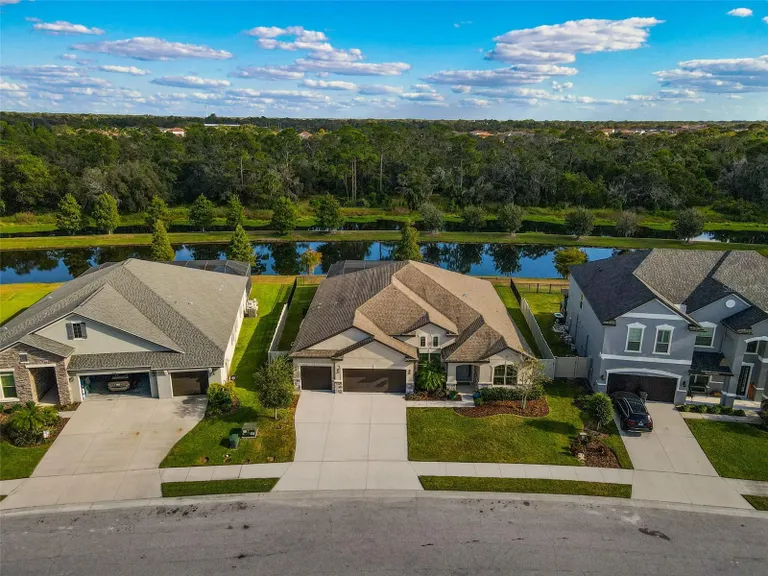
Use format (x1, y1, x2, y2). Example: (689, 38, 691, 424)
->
(267, 303, 290, 361)
(518, 296, 591, 380)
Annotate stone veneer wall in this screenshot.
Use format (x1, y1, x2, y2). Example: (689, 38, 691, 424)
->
(0, 343, 71, 405)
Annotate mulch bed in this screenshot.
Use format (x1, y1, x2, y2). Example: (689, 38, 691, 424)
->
(570, 434, 621, 468)
(454, 398, 550, 418)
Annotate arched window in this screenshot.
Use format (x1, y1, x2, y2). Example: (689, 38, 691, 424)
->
(493, 364, 517, 385)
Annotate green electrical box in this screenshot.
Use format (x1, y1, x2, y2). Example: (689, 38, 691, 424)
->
(229, 433, 240, 449)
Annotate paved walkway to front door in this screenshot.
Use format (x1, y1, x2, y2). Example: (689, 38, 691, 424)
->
(0, 395, 206, 509)
(617, 403, 750, 508)
(273, 391, 422, 491)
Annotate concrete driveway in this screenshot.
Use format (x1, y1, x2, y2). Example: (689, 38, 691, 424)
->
(617, 403, 750, 508)
(275, 391, 421, 491)
(2, 395, 206, 508)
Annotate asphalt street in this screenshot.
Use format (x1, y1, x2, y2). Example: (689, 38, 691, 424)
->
(1, 495, 766, 575)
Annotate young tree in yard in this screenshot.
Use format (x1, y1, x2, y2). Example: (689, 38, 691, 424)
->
(270, 197, 297, 234)
(461, 205, 485, 231)
(673, 207, 705, 242)
(314, 194, 343, 231)
(614, 210, 639, 237)
(497, 203, 524, 235)
(393, 222, 422, 261)
(7, 402, 58, 446)
(189, 194, 215, 231)
(150, 220, 175, 261)
(145, 195, 170, 228)
(227, 224, 254, 263)
(565, 207, 594, 238)
(56, 193, 82, 234)
(514, 356, 550, 410)
(253, 356, 294, 419)
(93, 192, 119, 234)
(226, 194, 245, 229)
(300, 248, 322, 275)
(416, 359, 445, 393)
(419, 202, 445, 234)
(586, 392, 613, 430)
(553, 247, 588, 278)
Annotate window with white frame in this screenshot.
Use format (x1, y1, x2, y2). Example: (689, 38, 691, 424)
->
(654, 326, 673, 354)
(746, 341, 758, 354)
(432, 335, 439, 347)
(1, 372, 18, 400)
(493, 364, 517, 385)
(625, 323, 645, 353)
(67, 321, 87, 340)
(695, 324, 716, 347)
(419, 336, 426, 347)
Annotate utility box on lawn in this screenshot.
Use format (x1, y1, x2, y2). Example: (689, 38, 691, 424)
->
(241, 423, 258, 438)
(229, 433, 240, 449)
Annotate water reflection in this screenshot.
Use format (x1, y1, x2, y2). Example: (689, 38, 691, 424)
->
(0, 242, 617, 284)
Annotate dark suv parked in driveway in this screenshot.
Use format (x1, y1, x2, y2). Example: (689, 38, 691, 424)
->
(611, 391, 654, 432)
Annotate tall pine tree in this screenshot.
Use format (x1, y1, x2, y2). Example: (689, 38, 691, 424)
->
(226, 194, 245, 229)
(150, 220, 175, 261)
(56, 193, 82, 235)
(393, 223, 422, 261)
(227, 224, 254, 263)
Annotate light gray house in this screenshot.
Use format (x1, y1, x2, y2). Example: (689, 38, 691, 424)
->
(0, 259, 251, 405)
(565, 249, 768, 405)
(291, 260, 533, 393)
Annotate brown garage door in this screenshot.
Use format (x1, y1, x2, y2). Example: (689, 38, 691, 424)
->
(607, 373, 677, 403)
(171, 371, 209, 396)
(301, 366, 332, 390)
(343, 369, 406, 393)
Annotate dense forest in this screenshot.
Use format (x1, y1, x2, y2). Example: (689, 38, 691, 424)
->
(1, 113, 766, 220)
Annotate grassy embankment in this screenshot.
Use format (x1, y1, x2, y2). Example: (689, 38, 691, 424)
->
(0, 283, 61, 324)
(3, 230, 767, 256)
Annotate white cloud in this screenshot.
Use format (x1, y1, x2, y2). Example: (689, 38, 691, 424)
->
(30, 20, 105, 35)
(551, 81, 573, 92)
(399, 91, 444, 102)
(0, 65, 111, 88)
(410, 83, 433, 93)
(229, 66, 304, 80)
(487, 18, 663, 64)
(626, 89, 704, 103)
(763, 16, 768, 24)
(0, 0, 23, 5)
(247, 25, 410, 76)
(151, 75, 230, 89)
(301, 78, 357, 91)
(459, 98, 492, 107)
(727, 8, 753, 17)
(454, 21, 473, 28)
(654, 55, 768, 93)
(357, 84, 403, 95)
(72, 37, 232, 61)
(225, 88, 331, 104)
(60, 53, 78, 61)
(425, 64, 577, 87)
(98, 65, 151, 76)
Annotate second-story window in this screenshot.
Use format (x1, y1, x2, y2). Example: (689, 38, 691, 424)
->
(654, 327, 673, 354)
(625, 325, 644, 352)
(746, 341, 758, 354)
(695, 325, 715, 347)
(419, 336, 426, 347)
(432, 336, 439, 347)
(67, 321, 88, 340)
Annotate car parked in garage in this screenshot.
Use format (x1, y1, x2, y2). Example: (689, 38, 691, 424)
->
(611, 391, 654, 432)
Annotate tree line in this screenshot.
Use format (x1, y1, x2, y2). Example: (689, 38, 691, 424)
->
(1, 115, 766, 221)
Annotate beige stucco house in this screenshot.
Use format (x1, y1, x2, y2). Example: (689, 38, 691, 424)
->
(0, 259, 250, 405)
(290, 260, 533, 393)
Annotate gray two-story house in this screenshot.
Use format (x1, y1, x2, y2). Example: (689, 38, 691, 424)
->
(565, 249, 768, 406)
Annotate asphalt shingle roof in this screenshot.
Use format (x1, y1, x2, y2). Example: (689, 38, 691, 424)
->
(0, 259, 250, 371)
(292, 260, 530, 362)
(691, 351, 733, 376)
(570, 249, 768, 324)
(721, 306, 768, 333)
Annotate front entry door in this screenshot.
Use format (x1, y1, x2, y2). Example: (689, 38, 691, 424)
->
(736, 364, 752, 396)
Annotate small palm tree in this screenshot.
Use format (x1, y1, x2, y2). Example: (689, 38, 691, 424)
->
(8, 402, 58, 436)
(416, 360, 445, 393)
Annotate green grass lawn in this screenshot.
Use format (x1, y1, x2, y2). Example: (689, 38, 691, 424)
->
(161, 278, 297, 468)
(407, 379, 632, 467)
(686, 420, 768, 481)
(524, 292, 574, 357)
(277, 284, 318, 350)
(161, 478, 278, 497)
(743, 495, 768, 511)
(0, 283, 61, 325)
(0, 439, 53, 480)
(494, 286, 541, 357)
(419, 476, 632, 498)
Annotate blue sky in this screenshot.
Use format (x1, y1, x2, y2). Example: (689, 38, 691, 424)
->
(1, 1, 767, 120)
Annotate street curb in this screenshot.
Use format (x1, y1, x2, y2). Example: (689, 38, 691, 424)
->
(2, 489, 767, 519)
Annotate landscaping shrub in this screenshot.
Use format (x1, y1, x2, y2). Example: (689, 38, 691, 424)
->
(478, 384, 544, 403)
(706, 405, 722, 415)
(691, 404, 708, 413)
(733, 409, 746, 417)
(416, 360, 445, 393)
(719, 406, 734, 415)
(759, 410, 768, 429)
(676, 404, 691, 412)
(585, 392, 613, 430)
(5, 402, 58, 447)
(206, 382, 239, 417)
